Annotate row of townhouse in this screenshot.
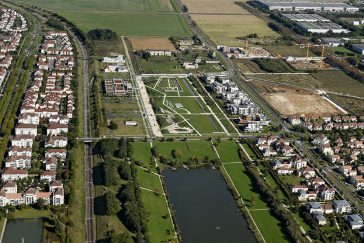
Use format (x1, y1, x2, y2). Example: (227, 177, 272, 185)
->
(0, 8, 27, 86)
(203, 72, 270, 132)
(256, 135, 295, 157)
(0, 31, 75, 207)
(288, 114, 364, 131)
(0, 179, 64, 206)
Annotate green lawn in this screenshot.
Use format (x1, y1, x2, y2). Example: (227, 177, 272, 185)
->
(185, 114, 223, 134)
(14, 0, 192, 37)
(311, 70, 364, 98)
(132, 142, 153, 164)
(136, 167, 161, 191)
(8, 208, 50, 219)
(215, 140, 241, 162)
(166, 97, 208, 114)
(154, 141, 218, 162)
(249, 210, 289, 243)
(223, 163, 267, 209)
(242, 143, 257, 160)
(136, 167, 175, 242)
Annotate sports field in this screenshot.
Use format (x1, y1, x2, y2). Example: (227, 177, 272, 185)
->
(146, 77, 229, 136)
(14, 0, 192, 36)
(182, 0, 278, 46)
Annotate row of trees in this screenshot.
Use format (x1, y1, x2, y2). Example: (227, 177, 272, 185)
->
(253, 58, 293, 73)
(87, 29, 117, 41)
(244, 162, 308, 242)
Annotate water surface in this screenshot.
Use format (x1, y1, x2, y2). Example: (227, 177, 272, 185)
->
(163, 168, 257, 243)
(3, 218, 43, 243)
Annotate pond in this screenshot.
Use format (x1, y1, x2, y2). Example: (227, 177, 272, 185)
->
(163, 168, 257, 243)
(3, 218, 43, 243)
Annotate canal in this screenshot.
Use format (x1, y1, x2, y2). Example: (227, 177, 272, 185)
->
(3, 218, 43, 243)
(163, 168, 257, 243)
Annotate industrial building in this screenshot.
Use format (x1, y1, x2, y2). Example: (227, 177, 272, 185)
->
(283, 14, 329, 22)
(257, 1, 359, 12)
(297, 22, 349, 33)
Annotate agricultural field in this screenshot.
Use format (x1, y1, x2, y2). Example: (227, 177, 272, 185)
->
(181, 0, 278, 46)
(145, 77, 229, 136)
(129, 37, 176, 51)
(253, 82, 343, 116)
(14, 0, 192, 36)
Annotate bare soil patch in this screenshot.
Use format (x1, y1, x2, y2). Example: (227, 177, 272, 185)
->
(129, 37, 176, 51)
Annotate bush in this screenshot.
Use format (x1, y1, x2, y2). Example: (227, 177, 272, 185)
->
(87, 29, 117, 41)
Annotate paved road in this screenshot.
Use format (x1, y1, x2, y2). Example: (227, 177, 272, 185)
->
(67, 27, 95, 242)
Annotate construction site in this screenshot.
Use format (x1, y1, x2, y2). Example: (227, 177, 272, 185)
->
(285, 45, 332, 70)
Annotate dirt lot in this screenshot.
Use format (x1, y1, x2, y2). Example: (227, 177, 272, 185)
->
(254, 83, 343, 116)
(129, 37, 176, 51)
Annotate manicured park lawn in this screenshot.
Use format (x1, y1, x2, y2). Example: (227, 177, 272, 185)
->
(249, 210, 289, 243)
(136, 167, 175, 242)
(141, 190, 175, 243)
(136, 167, 161, 191)
(167, 97, 208, 114)
(242, 143, 257, 160)
(185, 114, 223, 134)
(223, 163, 267, 209)
(154, 141, 218, 162)
(215, 140, 241, 162)
(8, 208, 50, 219)
(132, 142, 152, 164)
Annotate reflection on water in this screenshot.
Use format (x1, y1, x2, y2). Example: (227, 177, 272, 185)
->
(163, 168, 257, 243)
(3, 218, 43, 243)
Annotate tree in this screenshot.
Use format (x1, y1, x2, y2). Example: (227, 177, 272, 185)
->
(87, 29, 117, 40)
(109, 120, 118, 130)
(111, 232, 133, 243)
(119, 162, 132, 180)
(141, 51, 151, 61)
(105, 191, 121, 216)
(172, 148, 182, 159)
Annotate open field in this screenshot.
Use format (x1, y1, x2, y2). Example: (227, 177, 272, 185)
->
(330, 95, 364, 116)
(191, 14, 278, 46)
(235, 59, 264, 73)
(13, 0, 174, 11)
(263, 90, 342, 116)
(223, 163, 289, 242)
(154, 141, 218, 161)
(264, 44, 317, 57)
(180, 0, 277, 46)
(136, 167, 175, 243)
(215, 140, 241, 162)
(249, 210, 289, 243)
(311, 70, 364, 98)
(132, 142, 153, 164)
(129, 37, 176, 51)
(15, 0, 192, 37)
(252, 81, 343, 116)
(251, 71, 364, 98)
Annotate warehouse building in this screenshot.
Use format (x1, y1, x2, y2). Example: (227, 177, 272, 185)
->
(258, 1, 359, 12)
(283, 14, 329, 22)
(298, 22, 349, 33)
